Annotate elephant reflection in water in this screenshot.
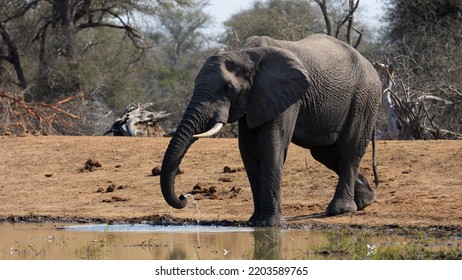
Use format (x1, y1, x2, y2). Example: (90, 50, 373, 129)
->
(252, 228, 282, 260)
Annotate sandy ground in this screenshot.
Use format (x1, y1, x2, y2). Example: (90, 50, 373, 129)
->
(0, 136, 461, 232)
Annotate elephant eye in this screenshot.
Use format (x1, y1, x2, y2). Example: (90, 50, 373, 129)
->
(223, 83, 234, 94)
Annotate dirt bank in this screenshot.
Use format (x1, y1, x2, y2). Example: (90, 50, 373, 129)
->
(1, 136, 461, 233)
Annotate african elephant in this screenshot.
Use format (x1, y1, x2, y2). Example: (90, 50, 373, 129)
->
(160, 34, 382, 227)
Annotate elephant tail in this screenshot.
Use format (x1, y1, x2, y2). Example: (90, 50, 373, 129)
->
(372, 127, 379, 188)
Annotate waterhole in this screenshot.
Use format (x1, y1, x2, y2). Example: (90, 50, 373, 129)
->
(0, 223, 325, 260)
(1, 223, 459, 260)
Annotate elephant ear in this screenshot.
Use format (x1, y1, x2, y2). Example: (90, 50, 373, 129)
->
(246, 47, 310, 129)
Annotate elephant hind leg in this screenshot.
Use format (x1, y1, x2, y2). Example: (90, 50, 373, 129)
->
(310, 146, 375, 213)
(326, 160, 358, 216)
(309, 146, 356, 215)
(354, 173, 375, 210)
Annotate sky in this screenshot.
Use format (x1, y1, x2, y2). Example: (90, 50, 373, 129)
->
(204, 0, 385, 34)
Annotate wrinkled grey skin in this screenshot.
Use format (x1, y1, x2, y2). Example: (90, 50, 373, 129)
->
(160, 34, 382, 227)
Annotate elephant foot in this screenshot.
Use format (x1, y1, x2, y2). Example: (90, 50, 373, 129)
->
(326, 197, 357, 216)
(354, 174, 375, 210)
(248, 212, 260, 225)
(249, 214, 286, 228)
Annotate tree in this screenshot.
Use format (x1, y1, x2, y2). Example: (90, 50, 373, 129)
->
(154, 0, 212, 65)
(1, 0, 204, 135)
(0, 22, 27, 89)
(222, 0, 321, 46)
(221, 0, 375, 51)
(314, 0, 363, 48)
(0, 1, 39, 89)
(31, 0, 154, 100)
(0, 0, 190, 100)
(380, 0, 462, 138)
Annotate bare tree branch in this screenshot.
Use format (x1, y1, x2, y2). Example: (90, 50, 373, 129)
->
(374, 61, 461, 140)
(352, 26, 363, 48)
(314, 0, 362, 48)
(314, 0, 333, 36)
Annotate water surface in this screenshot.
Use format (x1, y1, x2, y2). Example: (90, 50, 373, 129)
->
(1, 223, 325, 260)
(3, 223, 458, 260)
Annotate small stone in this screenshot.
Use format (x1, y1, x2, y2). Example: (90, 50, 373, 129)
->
(219, 177, 232, 182)
(223, 166, 245, 173)
(44, 173, 53, 177)
(151, 166, 161, 176)
(230, 187, 241, 193)
(208, 186, 217, 195)
(106, 184, 115, 192)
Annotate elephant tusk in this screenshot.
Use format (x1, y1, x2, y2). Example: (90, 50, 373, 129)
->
(193, 123, 224, 138)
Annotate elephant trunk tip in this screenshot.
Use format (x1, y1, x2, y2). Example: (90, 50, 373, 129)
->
(160, 179, 189, 209)
(176, 194, 189, 209)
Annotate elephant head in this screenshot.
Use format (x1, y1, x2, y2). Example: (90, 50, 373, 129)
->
(160, 46, 310, 209)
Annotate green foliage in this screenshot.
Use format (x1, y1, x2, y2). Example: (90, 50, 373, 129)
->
(222, 0, 321, 46)
(154, 0, 212, 65)
(384, 0, 462, 77)
(306, 228, 462, 260)
(221, 0, 381, 61)
(75, 224, 111, 259)
(308, 228, 375, 259)
(385, 0, 461, 48)
(144, 64, 196, 129)
(0, 0, 209, 134)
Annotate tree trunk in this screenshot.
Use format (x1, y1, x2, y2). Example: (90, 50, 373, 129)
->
(0, 23, 27, 89)
(52, 0, 74, 58)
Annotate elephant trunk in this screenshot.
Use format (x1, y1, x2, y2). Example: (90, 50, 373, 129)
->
(160, 105, 205, 209)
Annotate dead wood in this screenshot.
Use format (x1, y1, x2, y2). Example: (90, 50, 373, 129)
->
(104, 103, 171, 137)
(374, 62, 460, 140)
(0, 91, 83, 136)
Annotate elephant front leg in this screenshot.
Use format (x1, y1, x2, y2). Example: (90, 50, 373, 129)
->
(238, 118, 262, 224)
(239, 116, 294, 227)
(247, 144, 286, 227)
(238, 122, 286, 227)
(257, 159, 286, 227)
